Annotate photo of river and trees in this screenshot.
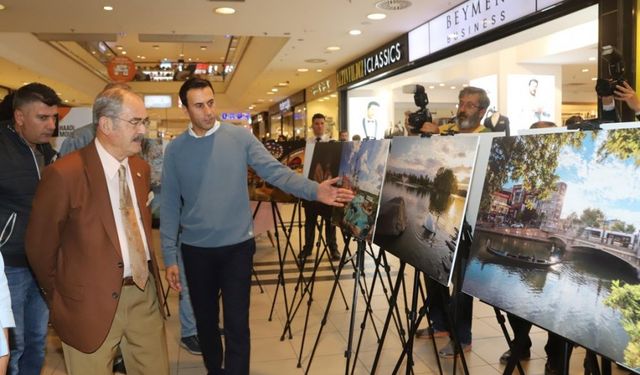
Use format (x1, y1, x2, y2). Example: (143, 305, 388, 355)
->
(462, 129, 640, 369)
(373, 136, 479, 286)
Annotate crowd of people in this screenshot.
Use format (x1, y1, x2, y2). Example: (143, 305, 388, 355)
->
(0, 76, 637, 375)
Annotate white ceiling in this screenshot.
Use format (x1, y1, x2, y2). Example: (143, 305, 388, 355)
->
(0, 0, 460, 115)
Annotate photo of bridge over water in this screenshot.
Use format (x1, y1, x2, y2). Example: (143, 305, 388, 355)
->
(462, 129, 640, 369)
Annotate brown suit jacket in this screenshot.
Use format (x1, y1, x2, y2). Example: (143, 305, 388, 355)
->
(25, 141, 165, 353)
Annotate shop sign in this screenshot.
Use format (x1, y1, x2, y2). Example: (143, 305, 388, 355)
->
(337, 35, 408, 88)
(279, 98, 291, 112)
(409, 0, 564, 61)
(306, 75, 337, 98)
(221, 112, 251, 121)
(107, 56, 136, 82)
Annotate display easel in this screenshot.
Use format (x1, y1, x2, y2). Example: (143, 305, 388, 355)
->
(279, 215, 349, 344)
(303, 237, 400, 375)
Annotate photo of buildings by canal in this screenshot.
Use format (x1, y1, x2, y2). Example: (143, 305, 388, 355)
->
(332, 140, 390, 243)
(373, 136, 479, 286)
(463, 129, 640, 369)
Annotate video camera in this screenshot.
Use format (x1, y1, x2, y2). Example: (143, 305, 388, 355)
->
(595, 45, 626, 97)
(407, 84, 433, 134)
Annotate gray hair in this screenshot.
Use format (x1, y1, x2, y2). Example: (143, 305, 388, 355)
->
(459, 86, 490, 110)
(93, 86, 136, 125)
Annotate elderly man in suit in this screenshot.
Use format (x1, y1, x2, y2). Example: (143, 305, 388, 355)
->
(25, 86, 169, 375)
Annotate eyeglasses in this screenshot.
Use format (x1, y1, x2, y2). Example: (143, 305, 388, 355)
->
(113, 116, 151, 128)
(458, 101, 481, 110)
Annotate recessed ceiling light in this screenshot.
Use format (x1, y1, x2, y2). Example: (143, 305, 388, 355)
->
(588, 56, 597, 61)
(0, 4, 6, 10)
(121, 51, 127, 55)
(115, 45, 123, 50)
(428, 85, 435, 89)
(450, 86, 456, 90)
(103, 5, 113, 11)
(91, 51, 96, 55)
(266, 92, 274, 95)
(22, 82, 28, 85)
(297, 68, 309, 72)
(277, 82, 289, 86)
(200, 46, 207, 50)
(581, 68, 589, 73)
(349, 29, 362, 36)
(462, 83, 468, 87)
(188, 58, 192, 61)
(271, 88, 278, 92)
(257, 99, 265, 102)
(326, 46, 341, 52)
(141, 56, 146, 59)
(367, 13, 386, 20)
(64, 99, 69, 103)
(215, 7, 236, 15)
(591, 77, 597, 81)
(316, 69, 323, 73)
(330, 94, 337, 98)
(179, 53, 184, 57)
(152, 45, 159, 50)
(438, 83, 445, 87)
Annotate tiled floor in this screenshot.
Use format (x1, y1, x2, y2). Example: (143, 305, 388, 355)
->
(40, 206, 634, 374)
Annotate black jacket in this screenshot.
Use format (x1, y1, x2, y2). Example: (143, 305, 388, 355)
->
(0, 124, 57, 267)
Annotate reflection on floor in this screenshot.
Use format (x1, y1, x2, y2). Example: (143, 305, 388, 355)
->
(41, 218, 633, 375)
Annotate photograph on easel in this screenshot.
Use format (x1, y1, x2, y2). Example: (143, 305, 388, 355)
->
(373, 136, 479, 286)
(462, 128, 640, 369)
(248, 139, 306, 202)
(304, 141, 345, 215)
(331, 140, 390, 243)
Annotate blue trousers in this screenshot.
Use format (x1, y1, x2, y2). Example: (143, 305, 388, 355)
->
(5, 266, 48, 375)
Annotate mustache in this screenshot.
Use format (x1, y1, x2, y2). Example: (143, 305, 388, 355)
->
(132, 134, 145, 142)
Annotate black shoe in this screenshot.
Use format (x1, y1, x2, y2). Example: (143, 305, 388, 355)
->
(181, 335, 202, 355)
(330, 249, 341, 261)
(499, 348, 531, 364)
(298, 248, 312, 259)
(113, 356, 127, 374)
(544, 363, 561, 375)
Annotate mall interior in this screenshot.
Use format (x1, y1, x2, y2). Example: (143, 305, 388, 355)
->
(1, 0, 639, 374)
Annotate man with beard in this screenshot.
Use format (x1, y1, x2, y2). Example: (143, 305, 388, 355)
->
(439, 87, 492, 134)
(26, 86, 169, 374)
(0, 83, 60, 375)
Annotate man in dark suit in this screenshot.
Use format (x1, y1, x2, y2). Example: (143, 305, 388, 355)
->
(25, 86, 169, 374)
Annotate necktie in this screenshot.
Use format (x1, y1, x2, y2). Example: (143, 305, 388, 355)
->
(315, 137, 321, 143)
(118, 165, 148, 289)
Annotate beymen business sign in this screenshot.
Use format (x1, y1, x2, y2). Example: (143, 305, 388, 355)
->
(409, 0, 564, 61)
(337, 35, 408, 88)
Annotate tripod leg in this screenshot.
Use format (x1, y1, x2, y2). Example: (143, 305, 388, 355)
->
(371, 261, 407, 374)
(392, 268, 421, 375)
(251, 267, 264, 293)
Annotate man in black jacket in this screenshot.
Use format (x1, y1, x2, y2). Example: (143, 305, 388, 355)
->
(0, 83, 60, 375)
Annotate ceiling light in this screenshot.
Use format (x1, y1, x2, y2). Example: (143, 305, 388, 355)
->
(141, 56, 146, 59)
(200, 46, 207, 50)
(462, 83, 468, 87)
(215, 7, 236, 15)
(581, 68, 589, 73)
(326, 46, 341, 52)
(277, 82, 289, 87)
(297, 68, 309, 72)
(428, 85, 435, 89)
(330, 94, 337, 98)
(257, 99, 265, 102)
(349, 29, 362, 36)
(450, 86, 456, 90)
(266, 92, 274, 95)
(115, 45, 123, 50)
(316, 69, 323, 73)
(588, 56, 597, 61)
(64, 99, 69, 103)
(121, 51, 127, 55)
(179, 53, 184, 57)
(438, 83, 445, 87)
(0, 4, 6, 10)
(591, 77, 597, 81)
(103, 5, 113, 11)
(271, 88, 278, 92)
(367, 13, 386, 20)
(152, 45, 159, 50)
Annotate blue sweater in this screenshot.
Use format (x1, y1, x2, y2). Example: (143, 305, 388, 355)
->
(160, 124, 318, 267)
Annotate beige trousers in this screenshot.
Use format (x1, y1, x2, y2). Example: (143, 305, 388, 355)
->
(61, 275, 169, 375)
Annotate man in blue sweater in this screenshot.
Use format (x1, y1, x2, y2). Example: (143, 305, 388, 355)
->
(161, 78, 353, 375)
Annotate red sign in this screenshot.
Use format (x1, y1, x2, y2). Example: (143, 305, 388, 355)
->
(107, 56, 136, 82)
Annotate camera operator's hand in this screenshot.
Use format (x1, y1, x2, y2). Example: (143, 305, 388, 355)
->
(419, 122, 440, 135)
(614, 81, 640, 112)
